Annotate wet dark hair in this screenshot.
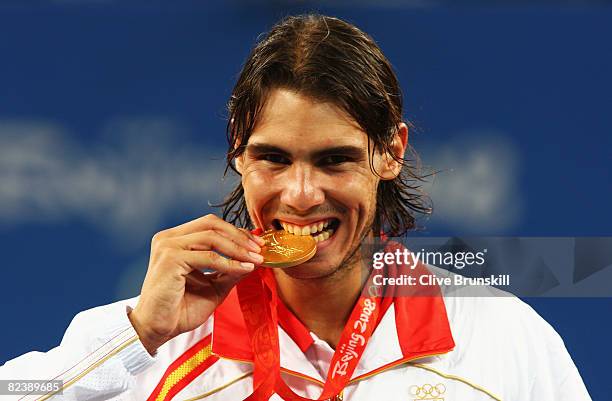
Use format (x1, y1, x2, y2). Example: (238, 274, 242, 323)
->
(217, 14, 431, 237)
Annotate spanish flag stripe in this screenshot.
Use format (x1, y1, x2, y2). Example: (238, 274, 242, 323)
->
(147, 334, 218, 401)
(164, 349, 219, 401)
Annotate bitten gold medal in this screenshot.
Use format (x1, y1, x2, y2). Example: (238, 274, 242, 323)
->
(260, 229, 317, 268)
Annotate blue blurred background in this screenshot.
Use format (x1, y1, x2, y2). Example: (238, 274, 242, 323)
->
(1, 1, 610, 398)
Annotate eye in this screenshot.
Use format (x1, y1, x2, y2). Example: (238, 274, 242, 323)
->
(319, 155, 351, 166)
(262, 154, 290, 164)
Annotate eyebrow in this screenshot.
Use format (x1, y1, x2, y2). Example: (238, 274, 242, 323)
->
(246, 143, 366, 160)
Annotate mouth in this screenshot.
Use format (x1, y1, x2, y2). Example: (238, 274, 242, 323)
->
(273, 218, 340, 244)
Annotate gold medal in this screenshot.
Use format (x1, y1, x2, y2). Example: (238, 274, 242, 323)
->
(260, 230, 317, 268)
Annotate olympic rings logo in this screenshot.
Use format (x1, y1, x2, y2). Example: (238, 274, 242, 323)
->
(409, 383, 446, 400)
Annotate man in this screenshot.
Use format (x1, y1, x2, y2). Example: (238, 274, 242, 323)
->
(0, 14, 591, 401)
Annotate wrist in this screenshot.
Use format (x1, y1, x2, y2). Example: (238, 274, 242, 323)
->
(127, 308, 166, 356)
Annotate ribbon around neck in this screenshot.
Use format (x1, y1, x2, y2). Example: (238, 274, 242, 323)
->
(236, 266, 382, 401)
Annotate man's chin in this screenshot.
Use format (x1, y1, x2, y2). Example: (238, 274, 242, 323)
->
(277, 258, 344, 280)
(274, 230, 367, 281)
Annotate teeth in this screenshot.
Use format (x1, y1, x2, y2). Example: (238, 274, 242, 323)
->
(313, 228, 335, 243)
(277, 219, 335, 237)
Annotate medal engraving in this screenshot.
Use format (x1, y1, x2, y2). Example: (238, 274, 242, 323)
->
(260, 230, 317, 268)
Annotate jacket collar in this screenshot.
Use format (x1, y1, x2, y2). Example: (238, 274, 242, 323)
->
(211, 244, 455, 380)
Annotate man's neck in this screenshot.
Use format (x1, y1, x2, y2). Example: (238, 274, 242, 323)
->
(273, 262, 364, 349)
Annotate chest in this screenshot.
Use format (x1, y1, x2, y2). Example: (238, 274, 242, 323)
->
(135, 361, 507, 401)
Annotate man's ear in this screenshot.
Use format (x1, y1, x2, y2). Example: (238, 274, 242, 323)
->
(231, 118, 246, 175)
(235, 153, 244, 174)
(379, 122, 408, 180)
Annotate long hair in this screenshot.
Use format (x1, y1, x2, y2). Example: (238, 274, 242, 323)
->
(217, 14, 431, 237)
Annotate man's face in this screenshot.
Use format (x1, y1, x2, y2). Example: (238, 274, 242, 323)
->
(237, 88, 394, 279)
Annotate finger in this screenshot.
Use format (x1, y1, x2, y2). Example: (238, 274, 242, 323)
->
(240, 228, 266, 246)
(192, 216, 264, 247)
(213, 227, 263, 253)
(210, 221, 265, 250)
(175, 231, 264, 264)
(160, 214, 244, 239)
(179, 249, 257, 276)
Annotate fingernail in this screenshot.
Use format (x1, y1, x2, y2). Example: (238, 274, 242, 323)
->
(248, 239, 261, 252)
(240, 262, 255, 270)
(248, 251, 264, 263)
(252, 235, 266, 246)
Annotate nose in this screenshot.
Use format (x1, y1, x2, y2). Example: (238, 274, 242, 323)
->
(280, 163, 325, 212)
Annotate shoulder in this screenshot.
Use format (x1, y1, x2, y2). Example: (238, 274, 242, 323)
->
(425, 264, 556, 332)
(429, 263, 566, 354)
(429, 265, 582, 392)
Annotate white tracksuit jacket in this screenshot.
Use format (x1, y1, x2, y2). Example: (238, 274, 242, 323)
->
(0, 266, 592, 401)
